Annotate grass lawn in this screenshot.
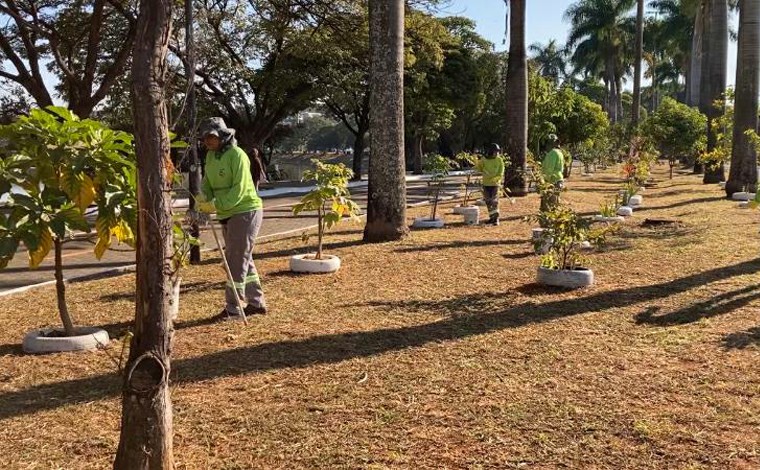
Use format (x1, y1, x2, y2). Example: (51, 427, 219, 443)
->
(0, 165, 758, 469)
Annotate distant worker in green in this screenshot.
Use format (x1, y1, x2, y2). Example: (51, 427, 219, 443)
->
(476, 143, 506, 226)
(541, 134, 564, 211)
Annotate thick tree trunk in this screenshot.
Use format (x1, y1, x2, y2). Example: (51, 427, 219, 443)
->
(632, 0, 644, 125)
(352, 130, 367, 180)
(54, 238, 75, 337)
(412, 133, 424, 175)
(504, 0, 528, 197)
(727, 0, 760, 196)
(616, 75, 624, 122)
(113, 0, 175, 467)
(688, 3, 704, 107)
(700, 0, 728, 183)
(363, 0, 408, 242)
(607, 66, 618, 123)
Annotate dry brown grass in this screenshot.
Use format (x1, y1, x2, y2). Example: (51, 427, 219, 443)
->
(1, 165, 759, 469)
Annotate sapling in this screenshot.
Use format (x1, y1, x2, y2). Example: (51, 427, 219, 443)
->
(422, 154, 454, 221)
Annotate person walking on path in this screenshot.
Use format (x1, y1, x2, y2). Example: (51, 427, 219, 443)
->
(540, 134, 564, 212)
(476, 143, 506, 226)
(196, 117, 268, 319)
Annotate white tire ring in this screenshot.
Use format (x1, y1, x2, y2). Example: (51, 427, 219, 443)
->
(412, 218, 445, 229)
(290, 254, 341, 274)
(537, 266, 594, 289)
(617, 206, 634, 217)
(22, 327, 110, 354)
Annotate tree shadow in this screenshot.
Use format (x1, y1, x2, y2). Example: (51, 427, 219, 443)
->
(502, 252, 534, 260)
(0, 343, 23, 357)
(722, 327, 760, 350)
(633, 196, 725, 212)
(395, 239, 526, 254)
(635, 285, 760, 326)
(0, 258, 758, 421)
(100, 280, 224, 302)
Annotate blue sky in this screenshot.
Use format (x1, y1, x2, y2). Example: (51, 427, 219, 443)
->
(441, 0, 739, 88)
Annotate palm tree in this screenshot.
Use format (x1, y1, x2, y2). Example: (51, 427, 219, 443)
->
(565, 0, 637, 123)
(726, 0, 760, 195)
(632, 0, 645, 124)
(699, 0, 728, 182)
(528, 39, 567, 83)
(650, 0, 700, 104)
(504, 0, 528, 197)
(363, 0, 409, 242)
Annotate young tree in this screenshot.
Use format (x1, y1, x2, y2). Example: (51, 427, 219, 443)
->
(726, 0, 760, 195)
(113, 0, 175, 466)
(504, 0, 529, 197)
(363, 0, 408, 242)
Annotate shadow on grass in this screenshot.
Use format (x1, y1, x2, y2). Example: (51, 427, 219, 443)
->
(395, 239, 526, 254)
(0, 257, 758, 421)
(198, 239, 365, 265)
(100, 280, 225, 302)
(723, 327, 760, 350)
(502, 252, 534, 260)
(633, 196, 726, 212)
(635, 285, 760, 326)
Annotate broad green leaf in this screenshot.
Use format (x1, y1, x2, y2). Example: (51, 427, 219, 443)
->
(28, 226, 53, 268)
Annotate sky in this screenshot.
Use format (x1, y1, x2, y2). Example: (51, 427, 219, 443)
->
(440, 0, 739, 89)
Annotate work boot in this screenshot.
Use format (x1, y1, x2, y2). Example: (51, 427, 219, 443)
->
(244, 303, 267, 316)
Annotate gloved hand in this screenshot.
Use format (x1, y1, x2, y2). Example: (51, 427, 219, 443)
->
(197, 199, 216, 214)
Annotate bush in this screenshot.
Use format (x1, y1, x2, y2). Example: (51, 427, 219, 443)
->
(643, 98, 706, 172)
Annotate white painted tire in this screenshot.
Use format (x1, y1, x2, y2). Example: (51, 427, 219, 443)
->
(731, 192, 755, 201)
(290, 254, 341, 274)
(617, 206, 633, 217)
(453, 205, 477, 215)
(719, 182, 726, 189)
(460, 207, 480, 225)
(738, 201, 750, 209)
(593, 215, 625, 223)
(412, 218, 445, 229)
(629, 195, 643, 207)
(22, 327, 110, 354)
(537, 266, 594, 289)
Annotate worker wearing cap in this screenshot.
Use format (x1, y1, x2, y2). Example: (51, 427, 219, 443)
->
(540, 134, 564, 211)
(196, 117, 267, 319)
(475, 143, 506, 226)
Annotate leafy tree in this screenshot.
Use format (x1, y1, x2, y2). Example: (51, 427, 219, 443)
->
(643, 97, 707, 177)
(0, 0, 137, 117)
(0, 107, 137, 336)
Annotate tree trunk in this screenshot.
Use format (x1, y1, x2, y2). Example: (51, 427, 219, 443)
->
(363, 0, 408, 243)
(607, 66, 619, 123)
(113, 0, 175, 467)
(54, 238, 75, 337)
(504, 0, 528, 197)
(727, 0, 760, 195)
(632, 0, 644, 125)
(185, 0, 201, 265)
(616, 75, 624, 122)
(412, 133, 424, 175)
(688, 2, 704, 107)
(351, 131, 366, 181)
(700, 0, 728, 183)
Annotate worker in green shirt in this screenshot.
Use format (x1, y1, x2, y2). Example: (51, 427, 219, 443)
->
(475, 143, 506, 225)
(196, 117, 267, 320)
(540, 134, 564, 211)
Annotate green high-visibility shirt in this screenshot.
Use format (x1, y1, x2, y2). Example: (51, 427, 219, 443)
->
(476, 155, 505, 187)
(202, 145, 263, 220)
(542, 148, 565, 184)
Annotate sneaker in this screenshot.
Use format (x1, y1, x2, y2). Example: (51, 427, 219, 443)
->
(214, 309, 245, 322)
(244, 304, 267, 316)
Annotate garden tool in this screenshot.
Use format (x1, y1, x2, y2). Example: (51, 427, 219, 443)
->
(186, 207, 248, 325)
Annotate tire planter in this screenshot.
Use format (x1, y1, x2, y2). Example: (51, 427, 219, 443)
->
(452, 205, 477, 215)
(593, 215, 625, 223)
(290, 253, 341, 274)
(412, 217, 445, 229)
(738, 201, 750, 209)
(731, 192, 756, 201)
(22, 327, 110, 354)
(537, 266, 594, 289)
(628, 195, 643, 207)
(617, 206, 634, 217)
(460, 207, 480, 225)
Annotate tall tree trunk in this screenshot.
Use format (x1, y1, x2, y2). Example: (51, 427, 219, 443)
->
(688, 2, 704, 107)
(632, 0, 644, 125)
(351, 130, 367, 180)
(616, 74, 624, 122)
(504, 0, 528, 197)
(185, 0, 201, 265)
(412, 133, 424, 175)
(700, 0, 728, 183)
(54, 238, 75, 337)
(727, 0, 760, 196)
(607, 65, 619, 123)
(113, 0, 175, 467)
(363, 0, 408, 242)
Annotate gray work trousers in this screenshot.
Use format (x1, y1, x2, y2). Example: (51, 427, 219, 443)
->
(220, 210, 265, 313)
(483, 186, 500, 218)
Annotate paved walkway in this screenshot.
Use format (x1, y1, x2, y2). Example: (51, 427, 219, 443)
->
(0, 177, 468, 294)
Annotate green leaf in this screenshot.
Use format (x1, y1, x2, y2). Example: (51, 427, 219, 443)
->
(28, 226, 53, 268)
